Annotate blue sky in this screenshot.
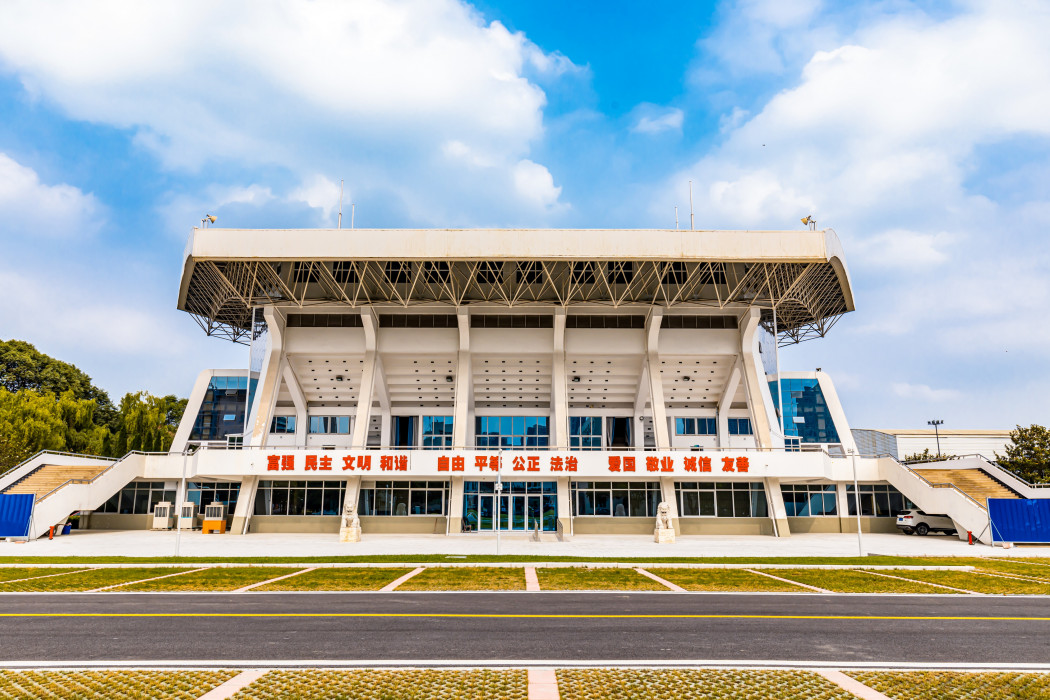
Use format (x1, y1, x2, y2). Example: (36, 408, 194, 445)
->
(0, 0, 1047, 430)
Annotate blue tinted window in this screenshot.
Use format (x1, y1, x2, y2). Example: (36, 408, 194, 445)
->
(474, 416, 550, 450)
(768, 379, 841, 444)
(728, 418, 752, 436)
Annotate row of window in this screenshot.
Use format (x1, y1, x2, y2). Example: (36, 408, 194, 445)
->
(782, 483, 914, 517)
(675, 482, 769, 518)
(570, 481, 662, 517)
(675, 417, 753, 436)
(253, 480, 347, 516)
(358, 481, 448, 516)
(96, 482, 241, 515)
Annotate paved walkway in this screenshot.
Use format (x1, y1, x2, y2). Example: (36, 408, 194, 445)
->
(3, 529, 1048, 558)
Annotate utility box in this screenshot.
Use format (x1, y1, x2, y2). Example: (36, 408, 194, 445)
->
(151, 502, 174, 530)
(178, 502, 197, 530)
(202, 502, 227, 534)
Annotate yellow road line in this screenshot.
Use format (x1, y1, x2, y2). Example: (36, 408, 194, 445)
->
(0, 612, 1047, 621)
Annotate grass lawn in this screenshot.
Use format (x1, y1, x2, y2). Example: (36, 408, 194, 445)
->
(0, 567, 93, 583)
(0, 568, 200, 592)
(119, 567, 301, 591)
(889, 569, 1050, 595)
(232, 669, 527, 699)
(850, 671, 1050, 700)
(0, 669, 239, 699)
(397, 567, 525, 591)
(536, 567, 665, 591)
(771, 569, 952, 594)
(647, 567, 803, 592)
(254, 567, 412, 591)
(972, 560, 1050, 581)
(556, 669, 854, 700)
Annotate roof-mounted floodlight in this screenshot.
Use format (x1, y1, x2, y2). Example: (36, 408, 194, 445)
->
(201, 215, 217, 228)
(801, 216, 816, 230)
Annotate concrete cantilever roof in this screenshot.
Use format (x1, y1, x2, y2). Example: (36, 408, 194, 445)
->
(177, 227, 855, 345)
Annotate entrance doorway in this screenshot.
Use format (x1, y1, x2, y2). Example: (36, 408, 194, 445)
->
(464, 481, 557, 532)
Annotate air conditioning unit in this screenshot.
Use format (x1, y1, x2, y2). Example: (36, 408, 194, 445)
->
(202, 502, 227, 534)
(178, 502, 198, 530)
(151, 502, 174, 530)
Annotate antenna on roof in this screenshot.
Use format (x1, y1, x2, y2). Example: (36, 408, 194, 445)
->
(338, 180, 344, 229)
(675, 206, 679, 230)
(351, 203, 355, 229)
(688, 180, 694, 231)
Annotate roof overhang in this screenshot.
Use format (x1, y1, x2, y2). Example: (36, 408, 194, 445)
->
(177, 228, 855, 345)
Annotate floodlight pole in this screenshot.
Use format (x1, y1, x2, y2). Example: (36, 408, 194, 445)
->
(849, 447, 863, 557)
(928, 419, 944, 459)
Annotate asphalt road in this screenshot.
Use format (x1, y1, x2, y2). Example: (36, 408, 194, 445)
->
(1, 592, 1049, 665)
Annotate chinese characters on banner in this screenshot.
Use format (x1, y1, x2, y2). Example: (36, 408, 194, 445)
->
(262, 452, 756, 475)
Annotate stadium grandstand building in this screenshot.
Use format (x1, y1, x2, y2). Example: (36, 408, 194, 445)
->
(1, 228, 1028, 543)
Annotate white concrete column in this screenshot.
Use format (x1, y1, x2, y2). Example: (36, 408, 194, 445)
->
(814, 371, 857, 453)
(556, 475, 572, 537)
(659, 476, 679, 534)
(448, 476, 465, 533)
(550, 308, 569, 449)
(342, 475, 363, 518)
(248, 308, 286, 447)
(646, 308, 670, 449)
(452, 307, 473, 449)
(836, 482, 851, 533)
(716, 358, 743, 448)
(764, 477, 790, 538)
(230, 476, 258, 536)
(352, 308, 379, 448)
(739, 308, 780, 449)
(379, 409, 392, 449)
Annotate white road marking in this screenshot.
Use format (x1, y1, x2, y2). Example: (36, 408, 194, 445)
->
(380, 567, 426, 591)
(862, 570, 980, 595)
(634, 568, 685, 592)
(745, 569, 829, 593)
(236, 568, 316, 593)
(90, 568, 211, 592)
(196, 668, 267, 699)
(816, 669, 892, 700)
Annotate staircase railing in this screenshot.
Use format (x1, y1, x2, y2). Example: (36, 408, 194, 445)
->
(35, 451, 167, 503)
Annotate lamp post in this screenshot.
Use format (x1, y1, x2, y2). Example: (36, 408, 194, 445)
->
(927, 419, 944, 459)
(848, 447, 863, 557)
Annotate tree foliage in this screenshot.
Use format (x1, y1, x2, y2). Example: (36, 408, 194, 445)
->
(0, 340, 189, 473)
(903, 448, 937, 463)
(0, 339, 117, 427)
(996, 424, 1050, 484)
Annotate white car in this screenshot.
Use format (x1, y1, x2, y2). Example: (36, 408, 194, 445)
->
(896, 509, 957, 536)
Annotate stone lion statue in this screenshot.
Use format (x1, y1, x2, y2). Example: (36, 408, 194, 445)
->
(655, 501, 672, 531)
(342, 501, 360, 530)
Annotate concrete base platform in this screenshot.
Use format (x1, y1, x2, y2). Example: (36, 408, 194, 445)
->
(3, 529, 1049, 559)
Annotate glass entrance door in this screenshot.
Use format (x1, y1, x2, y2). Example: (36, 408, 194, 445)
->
(478, 494, 494, 531)
(463, 481, 558, 532)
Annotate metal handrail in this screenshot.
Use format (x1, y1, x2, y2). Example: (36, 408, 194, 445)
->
(889, 458, 986, 510)
(4, 449, 115, 476)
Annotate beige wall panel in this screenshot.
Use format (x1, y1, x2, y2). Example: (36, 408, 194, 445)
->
(572, 517, 655, 535)
(87, 514, 151, 530)
(378, 328, 458, 354)
(677, 518, 774, 536)
(786, 517, 843, 534)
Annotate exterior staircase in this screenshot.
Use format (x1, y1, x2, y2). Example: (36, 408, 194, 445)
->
(912, 468, 1020, 506)
(3, 464, 112, 501)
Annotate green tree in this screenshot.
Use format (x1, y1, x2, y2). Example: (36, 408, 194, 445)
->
(903, 448, 937, 463)
(109, 392, 188, 455)
(0, 339, 117, 428)
(0, 388, 109, 472)
(996, 424, 1050, 484)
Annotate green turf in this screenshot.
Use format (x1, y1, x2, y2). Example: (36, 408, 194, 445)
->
(253, 567, 412, 591)
(647, 567, 803, 592)
(118, 567, 301, 591)
(850, 671, 1050, 700)
(0, 568, 199, 592)
(889, 569, 1050, 595)
(536, 567, 666, 591)
(771, 569, 953, 594)
(398, 567, 526, 591)
(0, 567, 94, 583)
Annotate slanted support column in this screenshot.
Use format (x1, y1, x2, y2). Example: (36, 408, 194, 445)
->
(352, 308, 379, 448)
(281, 363, 309, 448)
(550, 308, 569, 449)
(659, 476, 679, 535)
(716, 359, 743, 448)
(230, 476, 258, 535)
(453, 307, 473, 449)
(249, 308, 286, 447)
(739, 308, 779, 449)
(836, 482, 852, 533)
(341, 474, 363, 528)
(646, 308, 670, 449)
(764, 477, 790, 537)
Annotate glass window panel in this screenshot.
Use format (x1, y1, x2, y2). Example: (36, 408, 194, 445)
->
(715, 491, 734, 517)
(682, 491, 700, 517)
(427, 490, 444, 515)
(733, 490, 752, 517)
(392, 489, 410, 516)
(697, 491, 716, 516)
(410, 490, 427, 515)
(321, 489, 341, 516)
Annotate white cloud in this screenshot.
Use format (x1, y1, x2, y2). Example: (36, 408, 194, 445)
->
(0, 0, 574, 220)
(852, 229, 954, 268)
(291, 175, 342, 221)
(892, 382, 962, 402)
(512, 159, 564, 211)
(0, 153, 104, 237)
(632, 106, 684, 135)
